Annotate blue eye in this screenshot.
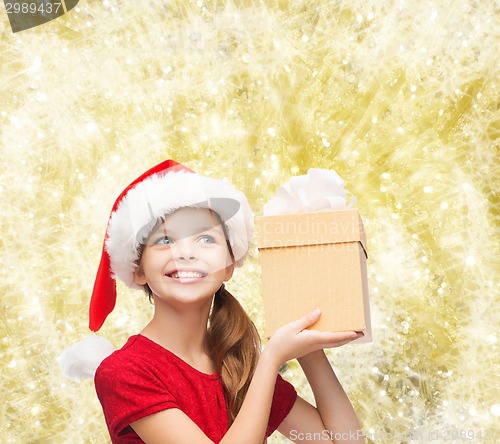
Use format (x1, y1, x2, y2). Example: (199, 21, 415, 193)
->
(154, 236, 173, 245)
(199, 235, 215, 244)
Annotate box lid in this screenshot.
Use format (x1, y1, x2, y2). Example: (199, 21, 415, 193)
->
(256, 209, 367, 257)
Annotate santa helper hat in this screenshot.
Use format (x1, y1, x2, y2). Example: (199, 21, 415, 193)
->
(61, 159, 254, 380)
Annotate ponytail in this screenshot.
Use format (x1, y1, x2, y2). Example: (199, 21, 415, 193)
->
(206, 285, 261, 425)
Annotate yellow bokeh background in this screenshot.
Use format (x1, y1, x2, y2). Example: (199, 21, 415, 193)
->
(1, 1, 498, 443)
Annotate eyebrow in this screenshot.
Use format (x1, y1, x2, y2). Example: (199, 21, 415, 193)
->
(152, 224, 222, 238)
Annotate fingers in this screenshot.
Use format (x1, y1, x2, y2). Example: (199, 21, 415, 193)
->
(299, 330, 364, 349)
(281, 310, 364, 343)
(321, 334, 362, 348)
(324, 331, 364, 348)
(286, 308, 322, 332)
(268, 312, 365, 364)
(301, 329, 358, 343)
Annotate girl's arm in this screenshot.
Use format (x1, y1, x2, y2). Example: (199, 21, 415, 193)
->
(299, 349, 364, 442)
(131, 310, 360, 444)
(278, 349, 365, 443)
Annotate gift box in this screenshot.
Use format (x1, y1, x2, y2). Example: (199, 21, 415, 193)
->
(257, 208, 372, 343)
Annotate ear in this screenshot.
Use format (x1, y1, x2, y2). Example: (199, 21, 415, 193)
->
(133, 264, 148, 286)
(224, 262, 234, 282)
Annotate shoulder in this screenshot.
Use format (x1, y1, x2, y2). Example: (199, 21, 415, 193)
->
(94, 335, 179, 416)
(94, 335, 157, 389)
(93, 336, 183, 438)
(96, 335, 140, 370)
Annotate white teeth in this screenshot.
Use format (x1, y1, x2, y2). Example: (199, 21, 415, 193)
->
(170, 271, 205, 279)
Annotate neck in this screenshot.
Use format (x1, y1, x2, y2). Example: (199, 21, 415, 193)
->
(141, 296, 214, 369)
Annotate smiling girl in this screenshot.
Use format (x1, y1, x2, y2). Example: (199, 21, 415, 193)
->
(63, 159, 364, 444)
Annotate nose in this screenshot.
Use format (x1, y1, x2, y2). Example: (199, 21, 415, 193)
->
(173, 239, 197, 261)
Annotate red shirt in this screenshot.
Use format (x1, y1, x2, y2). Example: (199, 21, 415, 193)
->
(94, 335, 297, 443)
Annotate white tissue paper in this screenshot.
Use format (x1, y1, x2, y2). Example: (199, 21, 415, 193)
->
(263, 168, 357, 216)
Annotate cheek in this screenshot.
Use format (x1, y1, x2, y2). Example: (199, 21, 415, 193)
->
(223, 251, 235, 269)
(208, 252, 233, 275)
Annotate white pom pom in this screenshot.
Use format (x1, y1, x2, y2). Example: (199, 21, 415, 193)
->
(60, 335, 116, 381)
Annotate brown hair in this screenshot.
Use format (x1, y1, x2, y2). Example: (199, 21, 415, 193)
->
(206, 284, 260, 425)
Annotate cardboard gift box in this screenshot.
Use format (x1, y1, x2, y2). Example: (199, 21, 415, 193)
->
(257, 209, 371, 342)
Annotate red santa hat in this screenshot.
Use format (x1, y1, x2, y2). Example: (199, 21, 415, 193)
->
(89, 159, 254, 332)
(61, 159, 254, 380)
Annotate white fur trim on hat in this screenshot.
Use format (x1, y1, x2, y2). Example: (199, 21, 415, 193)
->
(105, 170, 254, 289)
(60, 335, 116, 381)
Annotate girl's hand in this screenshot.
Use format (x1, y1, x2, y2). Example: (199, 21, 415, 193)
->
(263, 309, 362, 367)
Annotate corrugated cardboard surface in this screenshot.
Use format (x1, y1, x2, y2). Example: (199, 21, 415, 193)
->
(258, 209, 367, 251)
(257, 209, 372, 342)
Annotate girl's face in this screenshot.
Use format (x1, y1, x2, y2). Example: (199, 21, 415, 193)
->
(133, 207, 234, 305)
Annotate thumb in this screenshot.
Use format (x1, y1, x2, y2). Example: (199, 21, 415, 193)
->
(289, 308, 322, 331)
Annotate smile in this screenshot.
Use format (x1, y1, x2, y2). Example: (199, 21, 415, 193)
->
(167, 270, 208, 279)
